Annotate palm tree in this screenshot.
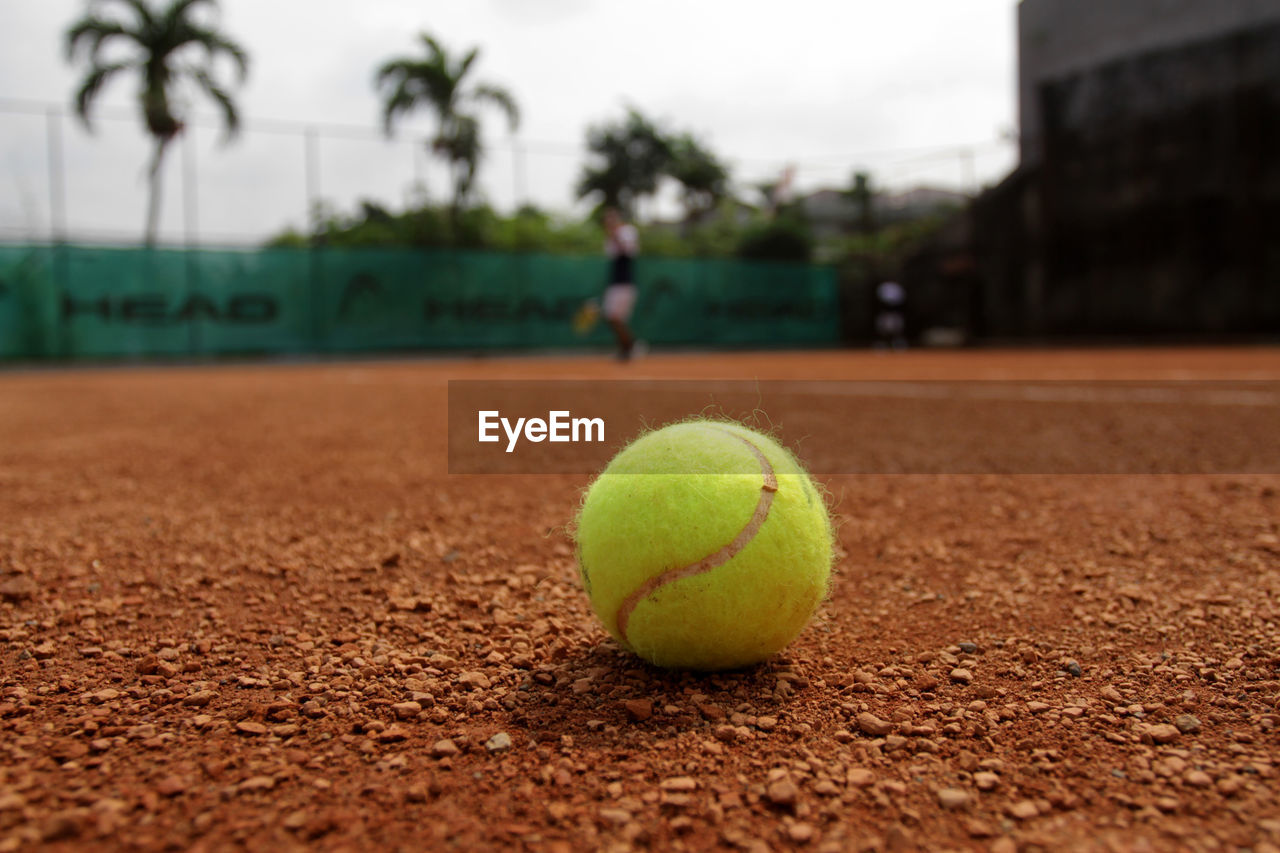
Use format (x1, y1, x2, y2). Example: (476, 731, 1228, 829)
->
(377, 33, 520, 217)
(576, 108, 672, 220)
(66, 0, 248, 246)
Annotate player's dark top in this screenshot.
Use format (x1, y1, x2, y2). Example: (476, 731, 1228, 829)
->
(610, 253, 633, 286)
(606, 224, 639, 286)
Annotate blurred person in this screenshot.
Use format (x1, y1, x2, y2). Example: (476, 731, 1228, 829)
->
(875, 280, 907, 350)
(602, 208, 642, 361)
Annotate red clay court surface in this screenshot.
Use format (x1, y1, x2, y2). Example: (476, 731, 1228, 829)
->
(1, 347, 1279, 852)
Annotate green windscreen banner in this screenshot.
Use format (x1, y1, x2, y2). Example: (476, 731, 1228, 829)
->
(0, 244, 840, 359)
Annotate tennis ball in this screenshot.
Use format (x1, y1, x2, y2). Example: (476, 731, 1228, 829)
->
(574, 420, 832, 670)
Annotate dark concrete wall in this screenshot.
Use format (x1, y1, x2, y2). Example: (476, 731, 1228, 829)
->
(1035, 24, 1280, 335)
(1019, 0, 1280, 164)
(902, 17, 1280, 342)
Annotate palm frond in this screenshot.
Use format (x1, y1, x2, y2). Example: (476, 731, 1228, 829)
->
(470, 83, 519, 132)
(456, 47, 479, 80)
(117, 0, 158, 32)
(378, 52, 455, 119)
(191, 67, 240, 140)
(424, 70, 458, 115)
(380, 81, 420, 135)
(418, 32, 448, 64)
(72, 61, 134, 129)
(65, 15, 135, 62)
(375, 58, 428, 88)
(174, 23, 249, 80)
(163, 0, 215, 28)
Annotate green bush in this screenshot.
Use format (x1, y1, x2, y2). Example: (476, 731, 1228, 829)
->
(268, 200, 606, 256)
(736, 218, 813, 262)
(263, 192, 952, 275)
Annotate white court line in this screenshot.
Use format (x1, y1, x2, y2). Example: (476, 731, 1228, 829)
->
(598, 380, 1280, 407)
(781, 381, 1280, 407)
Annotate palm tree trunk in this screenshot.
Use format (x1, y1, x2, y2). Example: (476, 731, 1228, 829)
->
(144, 137, 170, 246)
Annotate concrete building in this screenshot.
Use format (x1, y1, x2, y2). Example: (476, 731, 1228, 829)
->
(1018, 0, 1280, 164)
(903, 0, 1280, 342)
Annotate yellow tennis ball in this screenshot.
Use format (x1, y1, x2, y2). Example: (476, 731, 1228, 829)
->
(575, 420, 833, 670)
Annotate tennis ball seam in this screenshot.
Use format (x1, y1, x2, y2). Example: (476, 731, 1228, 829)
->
(614, 426, 779, 645)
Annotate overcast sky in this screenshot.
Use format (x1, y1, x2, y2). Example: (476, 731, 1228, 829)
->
(0, 0, 1021, 245)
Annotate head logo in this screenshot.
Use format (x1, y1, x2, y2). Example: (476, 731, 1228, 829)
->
(338, 273, 385, 321)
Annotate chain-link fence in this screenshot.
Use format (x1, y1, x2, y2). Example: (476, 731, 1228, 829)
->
(0, 97, 1017, 247)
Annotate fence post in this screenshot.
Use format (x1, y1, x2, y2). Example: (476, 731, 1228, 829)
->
(513, 138, 526, 209)
(305, 126, 320, 231)
(304, 127, 322, 350)
(182, 124, 199, 245)
(45, 108, 70, 358)
(182, 125, 200, 355)
(46, 108, 67, 242)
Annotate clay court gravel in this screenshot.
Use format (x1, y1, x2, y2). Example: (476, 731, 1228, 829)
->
(1, 348, 1279, 851)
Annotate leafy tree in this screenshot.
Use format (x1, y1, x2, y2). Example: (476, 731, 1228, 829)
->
(66, 0, 248, 246)
(639, 198, 745, 258)
(576, 108, 672, 219)
(737, 217, 813, 262)
(377, 33, 519, 217)
(667, 132, 729, 225)
(752, 180, 780, 212)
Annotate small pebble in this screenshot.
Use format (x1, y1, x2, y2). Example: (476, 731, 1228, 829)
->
(788, 822, 815, 843)
(155, 776, 187, 797)
(621, 699, 653, 722)
(376, 726, 409, 743)
(1217, 775, 1243, 796)
(457, 671, 491, 690)
(1007, 800, 1039, 820)
(846, 768, 876, 788)
(1144, 724, 1181, 744)
(484, 732, 512, 753)
(598, 808, 631, 825)
(965, 818, 996, 838)
(856, 712, 893, 736)
(1183, 770, 1212, 788)
(431, 739, 460, 758)
(766, 779, 798, 808)
(1174, 714, 1201, 734)
(392, 701, 422, 720)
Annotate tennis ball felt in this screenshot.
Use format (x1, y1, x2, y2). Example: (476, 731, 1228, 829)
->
(574, 420, 832, 671)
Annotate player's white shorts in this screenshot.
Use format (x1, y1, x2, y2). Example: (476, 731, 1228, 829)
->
(603, 284, 637, 322)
